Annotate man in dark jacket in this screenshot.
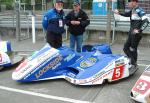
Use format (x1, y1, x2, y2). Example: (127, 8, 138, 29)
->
(114, 0, 149, 73)
(65, 0, 90, 52)
(42, 0, 65, 48)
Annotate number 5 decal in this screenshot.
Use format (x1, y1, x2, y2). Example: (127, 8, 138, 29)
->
(112, 65, 124, 80)
(115, 68, 121, 78)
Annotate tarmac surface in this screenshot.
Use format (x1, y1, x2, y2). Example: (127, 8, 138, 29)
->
(0, 34, 150, 103)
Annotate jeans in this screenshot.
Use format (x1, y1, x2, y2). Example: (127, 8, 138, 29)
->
(70, 34, 83, 52)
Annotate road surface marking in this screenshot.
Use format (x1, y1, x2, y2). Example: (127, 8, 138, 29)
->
(138, 64, 150, 67)
(0, 85, 91, 103)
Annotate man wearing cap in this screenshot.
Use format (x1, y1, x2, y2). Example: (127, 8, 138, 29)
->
(65, 0, 90, 52)
(114, 0, 149, 74)
(42, 0, 65, 48)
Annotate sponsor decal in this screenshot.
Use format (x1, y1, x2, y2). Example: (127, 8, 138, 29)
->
(80, 57, 97, 68)
(20, 64, 32, 74)
(77, 67, 84, 71)
(15, 61, 28, 72)
(78, 79, 87, 84)
(92, 70, 113, 84)
(67, 72, 76, 78)
(104, 62, 114, 70)
(36, 49, 58, 64)
(112, 65, 124, 80)
(93, 71, 106, 79)
(64, 54, 75, 62)
(102, 70, 113, 79)
(65, 77, 71, 82)
(92, 77, 103, 84)
(115, 59, 124, 66)
(93, 62, 114, 79)
(115, 59, 124, 63)
(75, 78, 93, 84)
(132, 91, 140, 98)
(133, 79, 150, 95)
(35, 55, 63, 79)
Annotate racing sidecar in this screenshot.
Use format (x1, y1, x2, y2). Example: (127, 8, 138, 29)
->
(12, 44, 133, 85)
(131, 66, 150, 103)
(0, 41, 24, 70)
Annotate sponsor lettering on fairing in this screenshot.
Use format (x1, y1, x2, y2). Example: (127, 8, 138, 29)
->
(35, 55, 63, 79)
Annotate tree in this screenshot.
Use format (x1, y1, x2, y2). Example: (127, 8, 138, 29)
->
(117, 0, 125, 12)
(1, 0, 13, 10)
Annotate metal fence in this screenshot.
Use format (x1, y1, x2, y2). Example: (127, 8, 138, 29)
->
(0, 0, 150, 43)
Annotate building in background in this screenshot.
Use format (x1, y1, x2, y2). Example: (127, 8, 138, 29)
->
(0, 0, 150, 14)
(138, 0, 150, 13)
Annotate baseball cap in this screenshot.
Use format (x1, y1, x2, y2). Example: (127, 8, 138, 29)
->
(56, 0, 64, 3)
(128, 0, 138, 2)
(73, 0, 80, 6)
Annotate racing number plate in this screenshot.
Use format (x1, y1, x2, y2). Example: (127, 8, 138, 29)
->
(112, 65, 124, 80)
(133, 79, 150, 95)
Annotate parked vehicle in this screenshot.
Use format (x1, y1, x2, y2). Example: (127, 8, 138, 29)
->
(0, 41, 24, 70)
(12, 44, 134, 85)
(131, 66, 150, 103)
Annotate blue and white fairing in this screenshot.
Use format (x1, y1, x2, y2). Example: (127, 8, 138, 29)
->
(65, 53, 130, 85)
(0, 51, 11, 67)
(0, 41, 12, 68)
(12, 44, 131, 85)
(12, 44, 81, 82)
(0, 41, 25, 70)
(130, 66, 150, 103)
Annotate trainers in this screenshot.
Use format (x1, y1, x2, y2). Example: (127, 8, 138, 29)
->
(129, 65, 139, 76)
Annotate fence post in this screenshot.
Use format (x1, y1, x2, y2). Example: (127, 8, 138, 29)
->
(15, 0, 21, 41)
(31, 0, 35, 13)
(32, 15, 36, 43)
(106, 0, 112, 44)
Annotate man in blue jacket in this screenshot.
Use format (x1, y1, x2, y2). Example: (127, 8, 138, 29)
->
(65, 0, 90, 52)
(42, 0, 65, 48)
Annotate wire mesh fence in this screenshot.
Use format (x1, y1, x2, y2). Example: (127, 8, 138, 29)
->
(0, 0, 150, 44)
(138, 0, 150, 13)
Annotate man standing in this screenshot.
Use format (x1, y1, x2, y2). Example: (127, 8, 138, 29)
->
(42, 0, 65, 48)
(114, 0, 149, 73)
(65, 0, 90, 52)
